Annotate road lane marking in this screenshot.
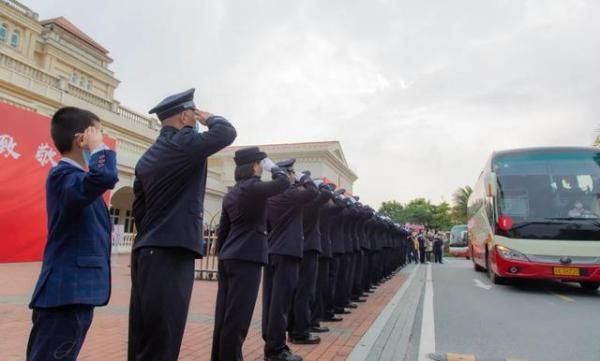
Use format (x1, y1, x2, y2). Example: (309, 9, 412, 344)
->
(347, 264, 420, 361)
(446, 353, 476, 361)
(427, 352, 527, 361)
(418, 263, 435, 361)
(553, 293, 575, 303)
(473, 278, 492, 290)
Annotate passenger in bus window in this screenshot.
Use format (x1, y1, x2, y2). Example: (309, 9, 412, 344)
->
(568, 201, 596, 218)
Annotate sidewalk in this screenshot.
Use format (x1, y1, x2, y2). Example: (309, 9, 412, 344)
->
(0, 255, 408, 361)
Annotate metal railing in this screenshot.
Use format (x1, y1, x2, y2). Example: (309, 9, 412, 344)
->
(112, 232, 135, 254)
(110, 225, 220, 281)
(195, 226, 219, 281)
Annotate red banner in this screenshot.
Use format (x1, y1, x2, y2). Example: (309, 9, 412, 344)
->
(0, 102, 115, 262)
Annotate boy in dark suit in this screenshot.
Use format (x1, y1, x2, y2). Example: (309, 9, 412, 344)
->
(27, 107, 119, 361)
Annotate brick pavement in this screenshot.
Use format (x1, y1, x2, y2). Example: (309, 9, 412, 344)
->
(0, 255, 406, 361)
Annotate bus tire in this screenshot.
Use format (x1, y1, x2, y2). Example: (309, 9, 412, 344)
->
(580, 282, 599, 291)
(486, 251, 505, 285)
(472, 246, 485, 272)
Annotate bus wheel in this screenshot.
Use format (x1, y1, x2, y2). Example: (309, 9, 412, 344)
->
(472, 247, 484, 272)
(580, 282, 599, 291)
(473, 259, 485, 272)
(486, 252, 504, 284)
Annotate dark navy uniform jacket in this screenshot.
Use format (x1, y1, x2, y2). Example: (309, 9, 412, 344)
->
(132, 116, 236, 257)
(343, 206, 359, 253)
(319, 199, 343, 259)
(329, 198, 349, 254)
(302, 188, 332, 254)
(266, 182, 318, 259)
(216, 173, 290, 265)
(30, 150, 118, 308)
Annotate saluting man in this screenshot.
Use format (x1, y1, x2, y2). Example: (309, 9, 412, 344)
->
(128, 88, 237, 361)
(262, 159, 318, 361)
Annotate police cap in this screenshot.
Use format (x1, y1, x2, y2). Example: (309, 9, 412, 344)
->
(276, 158, 296, 171)
(149, 88, 196, 121)
(234, 146, 267, 166)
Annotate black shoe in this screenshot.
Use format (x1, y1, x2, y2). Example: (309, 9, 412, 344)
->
(347, 303, 358, 309)
(266, 348, 303, 361)
(334, 308, 351, 314)
(323, 315, 343, 322)
(352, 297, 367, 303)
(310, 326, 330, 333)
(366, 289, 375, 293)
(289, 334, 321, 345)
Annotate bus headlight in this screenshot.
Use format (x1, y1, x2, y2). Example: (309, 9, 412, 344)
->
(496, 245, 530, 262)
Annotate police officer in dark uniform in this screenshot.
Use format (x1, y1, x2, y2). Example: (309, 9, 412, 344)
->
(211, 147, 290, 361)
(128, 89, 237, 361)
(331, 193, 352, 315)
(288, 179, 333, 344)
(310, 183, 342, 328)
(262, 159, 318, 361)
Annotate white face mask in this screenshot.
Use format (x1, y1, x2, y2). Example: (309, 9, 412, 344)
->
(194, 120, 201, 133)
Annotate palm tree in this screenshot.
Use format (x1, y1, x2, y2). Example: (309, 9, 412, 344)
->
(451, 186, 473, 224)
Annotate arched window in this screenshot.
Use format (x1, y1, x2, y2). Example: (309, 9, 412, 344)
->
(72, 73, 78, 84)
(80, 76, 85, 87)
(10, 30, 19, 48)
(0, 24, 7, 42)
(87, 79, 93, 91)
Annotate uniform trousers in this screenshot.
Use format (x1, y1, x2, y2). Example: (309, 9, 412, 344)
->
(327, 256, 341, 315)
(361, 250, 371, 291)
(212, 260, 262, 361)
(346, 253, 356, 302)
(288, 251, 319, 338)
(333, 254, 349, 309)
(352, 251, 364, 296)
(27, 305, 94, 361)
(262, 255, 300, 355)
(128, 247, 195, 361)
(311, 257, 331, 326)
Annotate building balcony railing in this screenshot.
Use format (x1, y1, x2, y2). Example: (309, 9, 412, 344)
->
(117, 105, 160, 131)
(67, 84, 113, 110)
(0, 52, 60, 88)
(0, 51, 159, 135)
(1, 0, 39, 20)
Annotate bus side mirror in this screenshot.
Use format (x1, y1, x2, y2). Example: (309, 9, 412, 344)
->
(485, 172, 498, 197)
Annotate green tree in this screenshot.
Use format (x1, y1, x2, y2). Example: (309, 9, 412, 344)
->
(431, 201, 453, 230)
(451, 185, 473, 224)
(378, 200, 405, 223)
(403, 198, 434, 226)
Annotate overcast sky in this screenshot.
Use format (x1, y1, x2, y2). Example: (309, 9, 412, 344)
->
(28, 0, 599, 208)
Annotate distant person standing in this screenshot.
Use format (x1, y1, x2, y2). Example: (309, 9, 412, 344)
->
(418, 232, 426, 264)
(433, 233, 444, 264)
(128, 89, 237, 361)
(425, 236, 433, 263)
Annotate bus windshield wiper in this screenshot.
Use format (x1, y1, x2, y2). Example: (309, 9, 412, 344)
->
(508, 220, 563, 231)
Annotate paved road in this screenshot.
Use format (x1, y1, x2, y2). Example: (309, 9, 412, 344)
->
(431, 258, 600, 361)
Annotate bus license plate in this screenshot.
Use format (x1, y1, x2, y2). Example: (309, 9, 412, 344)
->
(553, 267, 580, 276)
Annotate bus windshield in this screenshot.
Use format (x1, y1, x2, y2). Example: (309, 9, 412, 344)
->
(493, 149, 600, 240)
(449, 225, 468, 246)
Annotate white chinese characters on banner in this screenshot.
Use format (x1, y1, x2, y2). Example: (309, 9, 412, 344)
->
(35, 143, 58, 167)
(0, 134, 21, 159)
